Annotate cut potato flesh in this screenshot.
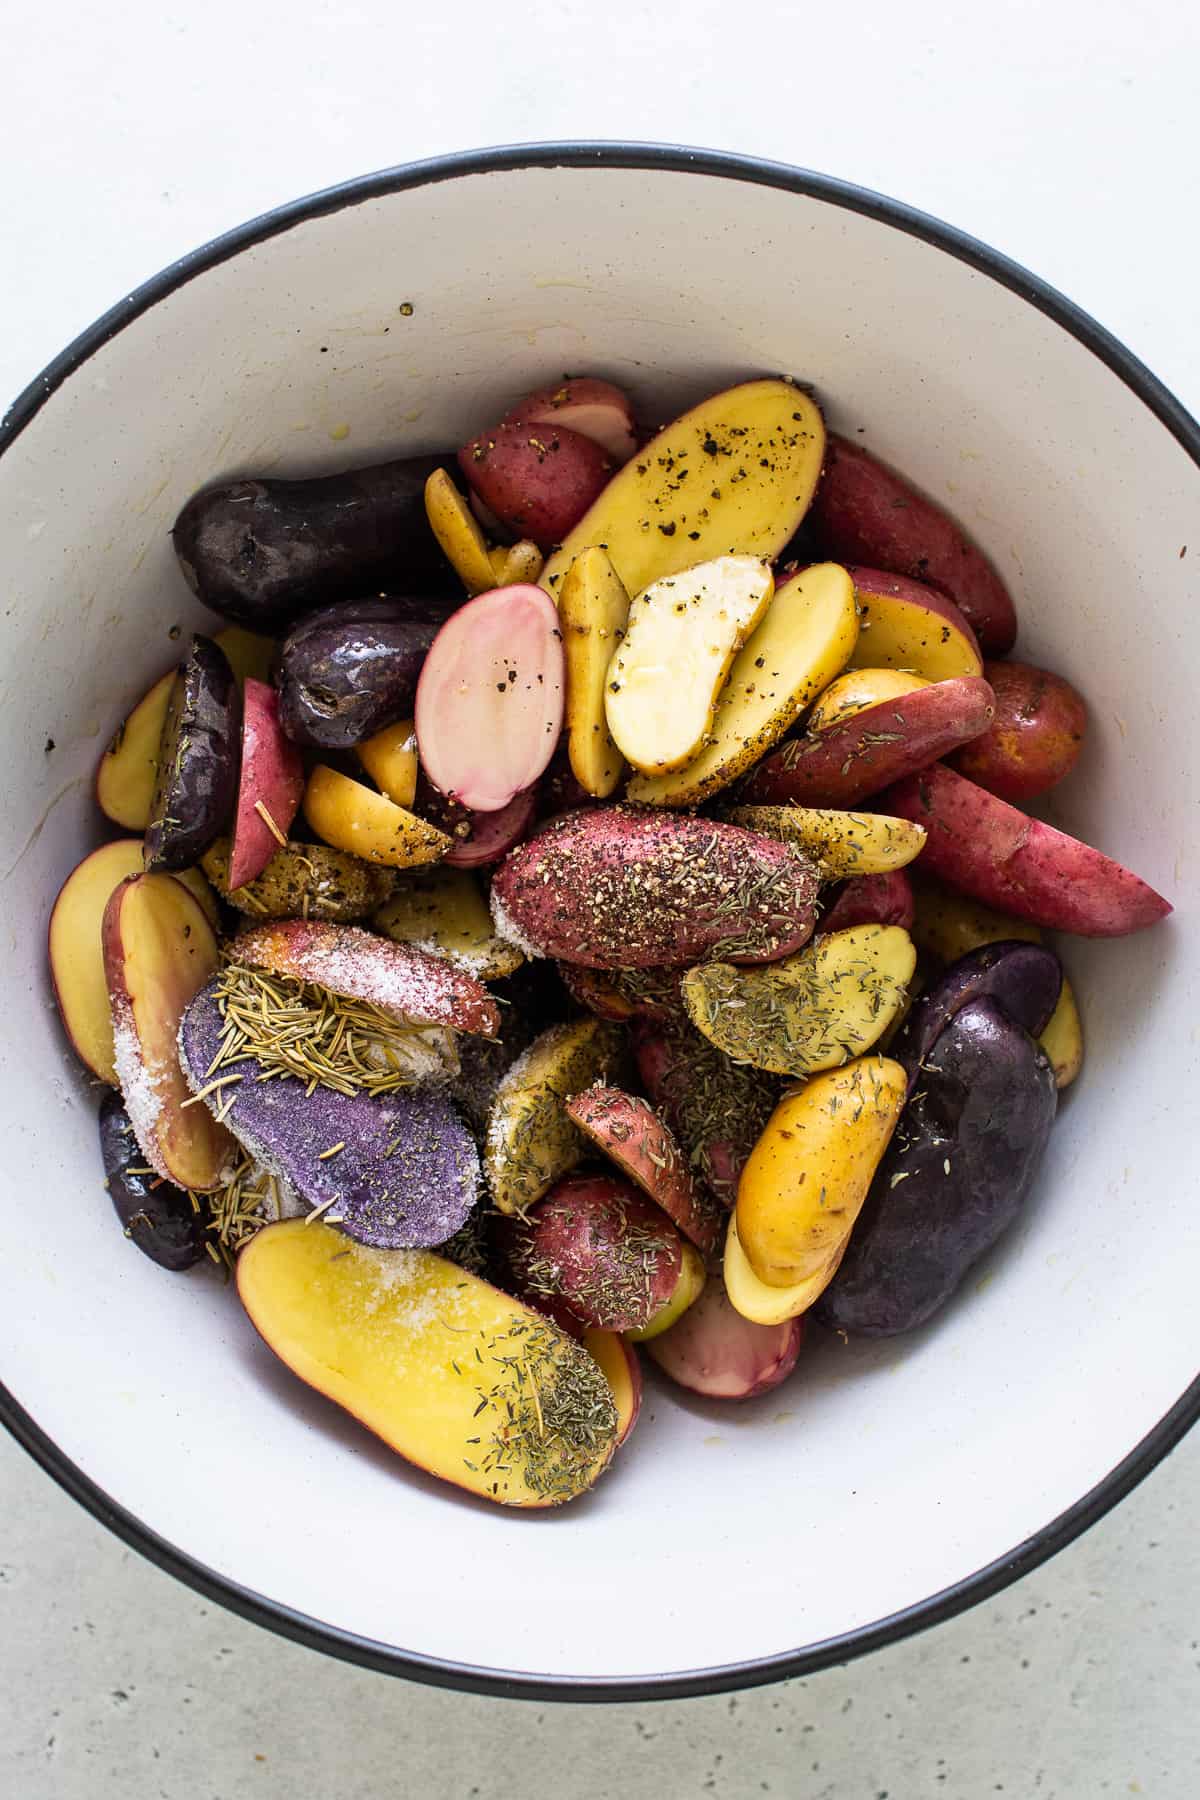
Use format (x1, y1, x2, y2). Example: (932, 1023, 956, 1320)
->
(605, 555, 773, 774)
(485, 1018, 629, 1215)
(726, 805, 926, 878)
(355, 718, 419, 809)
(807, 667, 930, 731)
(303, 765, 451, 869)
(559, 545, 629, 798)
(724, 1213, 845, 1325)
(424, 467, 497, 596)
(626, 562, 858, 806)
(374, 866, 525, 980)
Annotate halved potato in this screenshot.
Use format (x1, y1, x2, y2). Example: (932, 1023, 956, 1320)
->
(485, 1018, 629, 1215)
(807, 667, 930, 732)
(605, 555, 773, 774)
(374, 866, 525, 980)
(354, 718, 419, 808)
(724, 1213, 846, 1326)
(625, 562, 858, 807)
(424, 467, 498, 596)
(492, 540, 544, 586)
(726, 805, 926, 879)
(303, 765, 451, 869)
(95, 671, 173, 830)
(559, 545, 629, 798)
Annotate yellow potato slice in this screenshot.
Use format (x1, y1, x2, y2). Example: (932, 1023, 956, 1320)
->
(807, 667, 930, 731)
(682, 925, 916, 1078)
(373, 866, 524, 980)
(493, 540, 545, 586)
(1038, 977, 1084, 1089)
(736, 1056, 907, 1287)
(559, 545, 630, 798)
(424, 467, 498, 596)
(214, 626, 276, 687)
(238, 1221, 617, 1508)
(541, 379, 825, 602)
(724, 1213, 845, 1325)
(355, 717, 419, 808)
(605, 555, 773, 774)
(626, 562, 858, 807)
(726, 804, 926, 878)
(625, 1245, 707, 1342)
(485, 1017, 629, 1215)
(303, 765, 450, 869)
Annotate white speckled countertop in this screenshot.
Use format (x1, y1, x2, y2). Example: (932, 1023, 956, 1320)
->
(2, 2, 1198, 1791)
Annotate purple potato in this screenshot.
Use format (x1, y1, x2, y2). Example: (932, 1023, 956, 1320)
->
(897, 939, 1062, 1093)
(98, 1091, 209, 1271)
(172, 454, 457, 631)
(144, 634, 240, 870)
(277, 597, 454, 749)
(179, 982, 479, 1249)
(816, 998, 1057, 1337)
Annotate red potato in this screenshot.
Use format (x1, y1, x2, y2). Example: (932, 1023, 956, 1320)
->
(820, 870, 915, 934)
(951, 659, 1087, 801)
(492, 807, 819, 969)
(503, 1173, 686, 1333)
(847, 566, 982, 682)
(415, 776, 538, 870)
(811, 435, 1018, 653)
(646, 1279, 803, 1400)
(740, 675, 995, 809)
(558, 964, 685, 1026)
(231, 920, 500, 1036)
(458, 421, 614, 551)
(503, 377, 638, 464)
(414, 585, 565, 813)
(227, 679, 305, 890)
(566, 1086, 721, 1256)
(882, 763, 1172, 936)
(633, 1017, 777, 1210)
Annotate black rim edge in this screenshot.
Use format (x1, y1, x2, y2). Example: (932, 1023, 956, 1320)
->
(2, 139, 1198, 1703)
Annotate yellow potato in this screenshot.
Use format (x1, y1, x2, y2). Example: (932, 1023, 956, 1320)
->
(238, 1221, 617, 1508)
(626, 562, 858, 807)
(355, 717, 419, 808)
(424, 467, 497, 595)
(726, 805, 926, 878)
(492, 540, 544, 586)
(682, 926, 916, 1078)
(214, 626, 276, 687)
(723, 1213, 846, 1325)
(1036, 974, 1084, 1089)
(303, 765, 450, 869)
(625, 1245, 707, 1342)
(605, 555, 774, 774)
(541, 379, 825, 603)
(202, 837, 395, 921)
(485, 1018, 629, 1215)
(807, 666, 930, 731)
(736, 1056, 907, 1287)
(373, 866, 524, 980)
(558, 545, 629, 798)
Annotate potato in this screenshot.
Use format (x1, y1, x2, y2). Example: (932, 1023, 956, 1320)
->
(558, 546, 629, 798)
(227, 679, 305, 889)
(98, 1092, 209, 1272)
(419, 780, 538, 871)
(373, 866, 525, 980)
(810, 435, 1018, 653)
(491, 540, 545, 586)
(95, 670, 174, 830)
(581, 1328, 642, 1445)
(484, 1016, 629, 1214)
(414, 585, 565, 812)
(202, 837, 395, 921)
(565, 1085, 721, 1255)
(557, 964, 684, 1026)
(278, 598, 450, 750)
(490, 807, 819, 969)
(49, 840, 156, 1083)
(605, 556, 774, 774)
(540, 379, 825, 604)
(503, 377, 638, 463)
(625, 562, 858, 807)
(723, 1212, 847, 1326)
(632, 1016, 777, 1209)
(424, 466, 501, 595)
(816, 1000, 1056, 1335)
(173, 454, 456, 631)
(736, 1055, 907, 1288)
(807, 667, 929, 732)
(820, 870, 914, 934)
(1038, 975, 1084, 1088)
(898, 940, 1062, 1087)
(740, 674, 996, 809)
(354, 718, 418, 809)
(648, 1272, 804, 1396)
(726, 805, 926, 879)
(459, 420, 614, 550)
(883, 763, 1171, 936)
(144, 635, 241, 871)
(846, 567, 982, 682)
(213, 626, 276, 687)
(237, 1220, 617, 1507)
(951, 659, 1088, 801)
(303, 765, 451, 869)
(682, 925, 916, 1078)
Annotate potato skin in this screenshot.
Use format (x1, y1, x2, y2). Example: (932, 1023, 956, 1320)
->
(632, 1017, 777, 1210)
(202, 837, 395, 920)
(144, 635, 240, 871)
(896, 940, 1062, 1087)
(98, 1092, 209, 1271)
(278, 597, 453, 749)
(459, 421, 614, 551)
(816, 999, 1056, 1335)
(951, 659, 1087, 801)
(820, 871, 914, 934)
(503, 1173, 684, 1333)
(491, 806, 819, 969)
(172, 454, 455, 630)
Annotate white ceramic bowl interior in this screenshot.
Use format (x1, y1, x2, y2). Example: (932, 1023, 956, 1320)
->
(1, 147, 1197, 1696)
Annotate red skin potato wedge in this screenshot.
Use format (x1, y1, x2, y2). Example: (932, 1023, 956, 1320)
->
(581, 1328, 643, 1445)
(414, 584, 565, 813)
(504, 1173, 684, 1333)
(566, 1086, 721, 1256)
(231, 920, 500, 1036)
(227, 679, 305, 889)
(820, 870, 915, 934)
(811, 435, 1018, 654)
(558, 964, 685, 1026)
(951, 659, 1088, 802)
(503, 378, 638, 464)
(102, 873, 237, 1189)
(414, 776, 538, 871)
(646, 1279, 803, 1400)
(740, 675, 995, 809)
(458, 421, 614, 551)
(847, 566, 982, 680)
(881, 763, 1172, 937)
(632, 1018, 776, 1211)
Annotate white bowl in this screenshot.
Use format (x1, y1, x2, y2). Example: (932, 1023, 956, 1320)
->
(1, 144, 1197, 1700)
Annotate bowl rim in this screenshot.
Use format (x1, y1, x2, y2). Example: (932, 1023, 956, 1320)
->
(2, 139, 1197, 1704)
